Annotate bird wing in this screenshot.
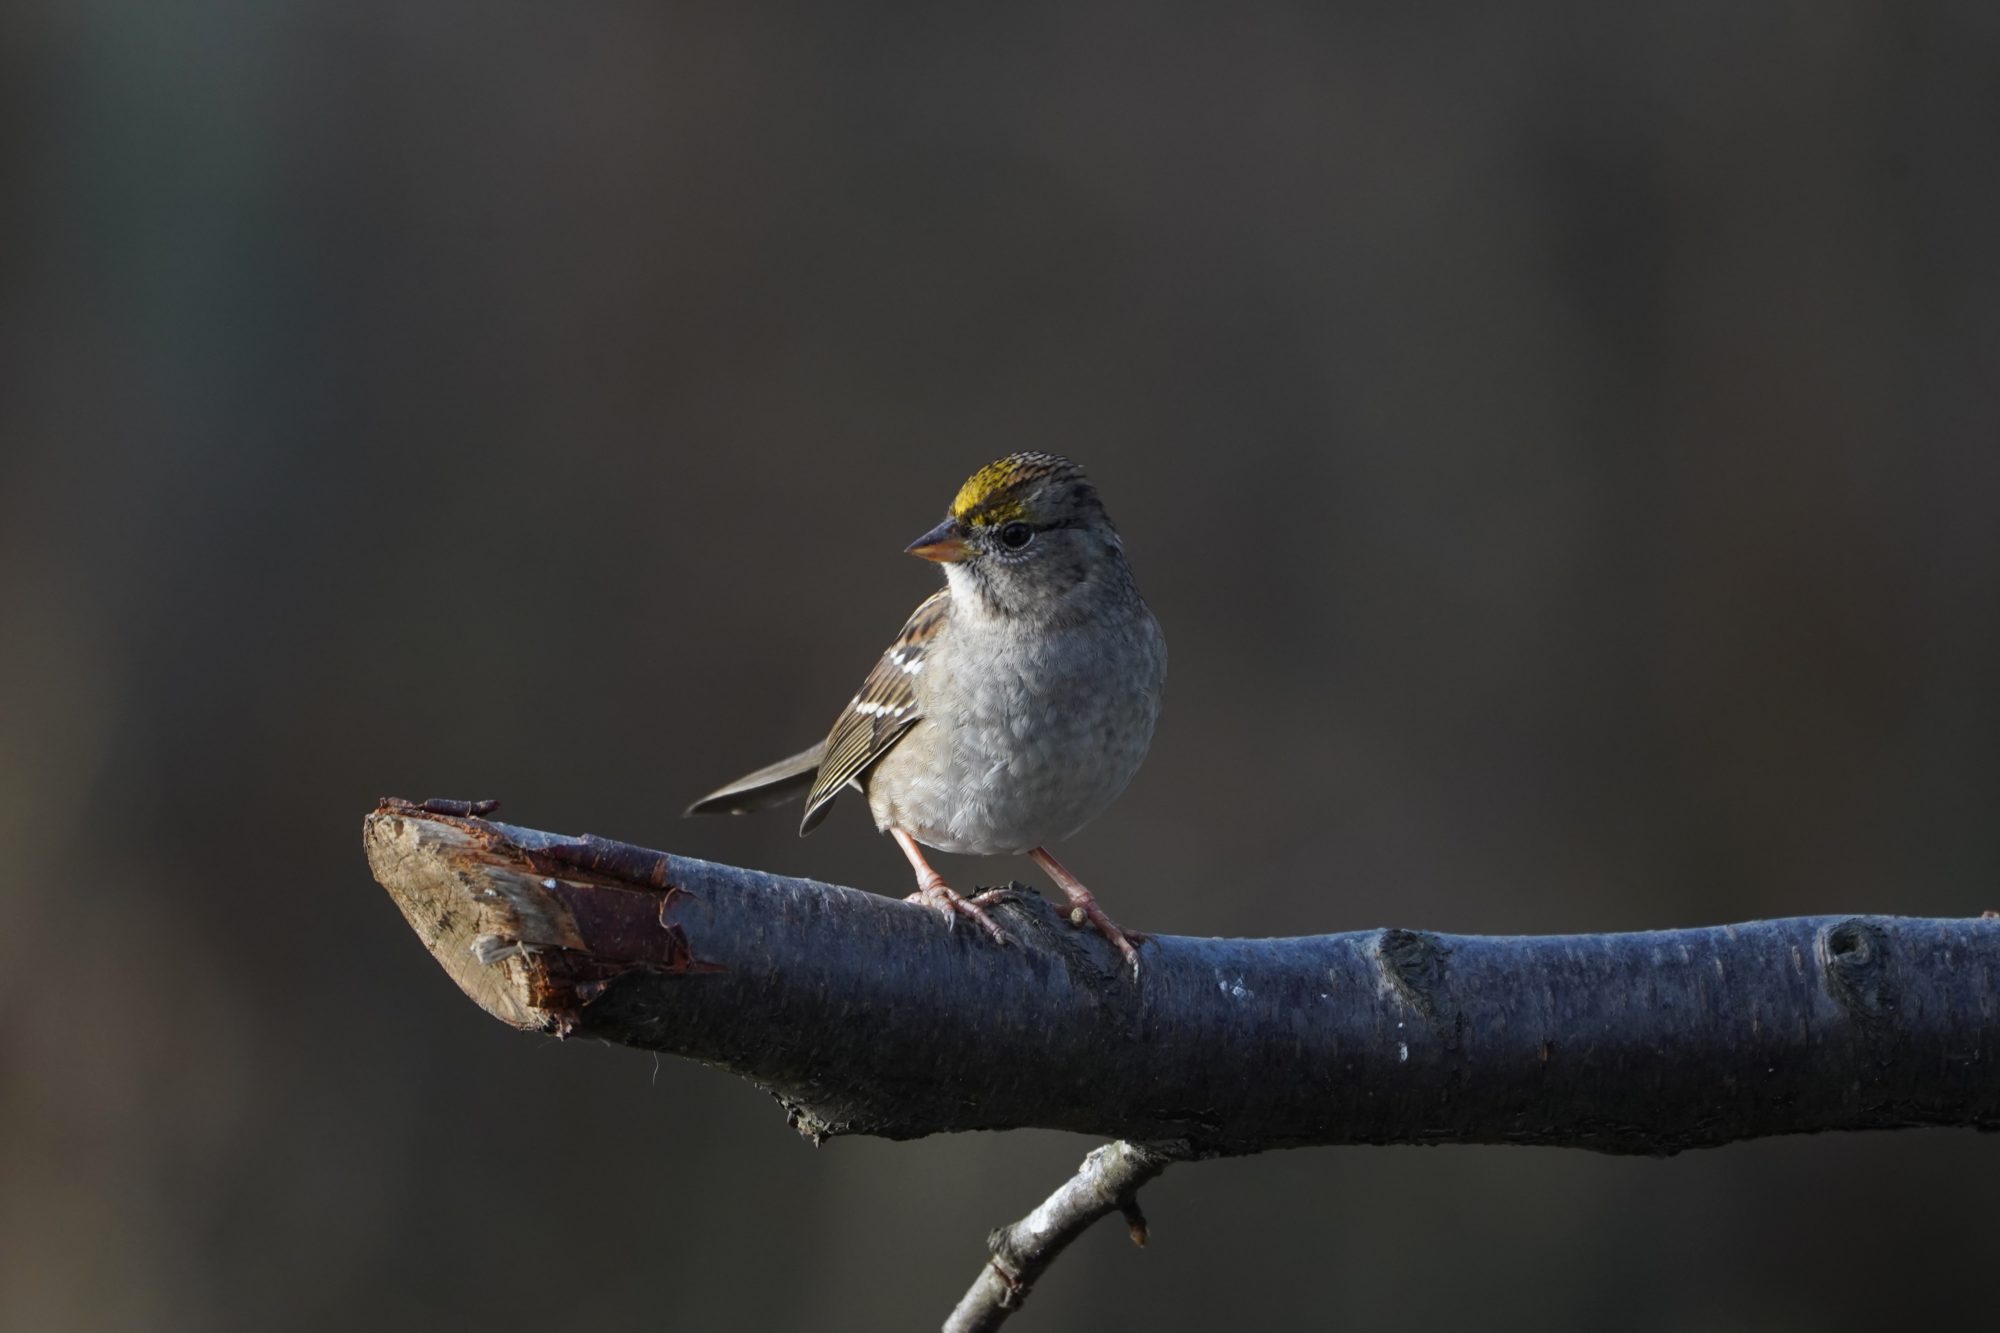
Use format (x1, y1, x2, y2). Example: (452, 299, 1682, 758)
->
(800, 588, 948, 834)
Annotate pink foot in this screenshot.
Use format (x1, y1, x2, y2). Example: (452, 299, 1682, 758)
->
(1029, 846, 1144, 979)
(1062, 890, 1144, 977)
(904, 880, 1015, 946)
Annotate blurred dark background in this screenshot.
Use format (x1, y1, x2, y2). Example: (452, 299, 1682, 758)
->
(5, 2, 1999, 1329)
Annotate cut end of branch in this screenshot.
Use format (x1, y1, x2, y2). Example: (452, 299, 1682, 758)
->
(364, 804, 568, 1031)
(363, 799, 716, 1038)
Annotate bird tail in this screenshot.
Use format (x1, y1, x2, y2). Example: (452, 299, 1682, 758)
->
(684, 743, 827, 816)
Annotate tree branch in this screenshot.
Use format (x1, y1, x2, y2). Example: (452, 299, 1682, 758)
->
(943, 1140, 1179, 1333)
(363, 798, 2000, 1155)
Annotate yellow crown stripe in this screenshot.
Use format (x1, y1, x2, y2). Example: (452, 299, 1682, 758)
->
(948, 453, 1080, 523)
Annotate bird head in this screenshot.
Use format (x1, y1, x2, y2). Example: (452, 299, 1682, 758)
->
(906, 452, 1128, 621)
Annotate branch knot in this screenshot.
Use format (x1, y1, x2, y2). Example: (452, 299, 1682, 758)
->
(1820, 917, 1898, 1029)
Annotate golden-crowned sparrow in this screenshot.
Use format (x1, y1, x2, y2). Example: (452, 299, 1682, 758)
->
(688, 452, 1166, 972)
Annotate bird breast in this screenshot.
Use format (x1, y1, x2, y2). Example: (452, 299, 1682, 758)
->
(865, 606, 1166, 856)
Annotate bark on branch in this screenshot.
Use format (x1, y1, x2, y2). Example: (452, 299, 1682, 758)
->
(363, 798, 2000, 1156)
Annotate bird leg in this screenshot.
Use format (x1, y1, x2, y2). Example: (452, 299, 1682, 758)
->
(892, 828, 1013, 946)
(1028, 846, 1144, 976)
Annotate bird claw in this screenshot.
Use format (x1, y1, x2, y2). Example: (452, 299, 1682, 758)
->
(905, 882, 1015, 947)
(1025, 849, 1143, 981)
(1062, 894, 1144, 978)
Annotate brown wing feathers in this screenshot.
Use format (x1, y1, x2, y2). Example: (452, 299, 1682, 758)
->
(686, 590, 949, 831)
(799, 589, 948, 833)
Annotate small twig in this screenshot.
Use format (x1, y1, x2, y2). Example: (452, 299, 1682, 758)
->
(942, 1141, 1181, 1333)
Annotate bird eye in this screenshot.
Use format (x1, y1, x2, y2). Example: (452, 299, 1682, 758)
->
(997, 521, 1034, 550)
